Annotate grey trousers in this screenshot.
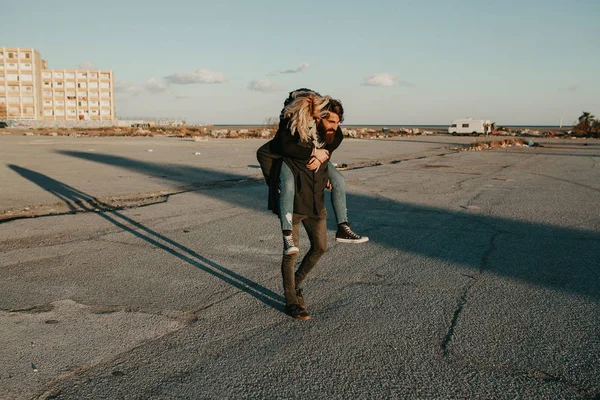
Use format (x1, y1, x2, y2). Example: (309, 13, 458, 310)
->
(281, 213, 327, 306)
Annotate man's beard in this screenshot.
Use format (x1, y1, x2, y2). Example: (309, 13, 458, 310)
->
(317, 121, 335, 144)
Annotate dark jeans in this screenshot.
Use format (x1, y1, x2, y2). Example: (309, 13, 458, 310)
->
(281, 213, 327, 306)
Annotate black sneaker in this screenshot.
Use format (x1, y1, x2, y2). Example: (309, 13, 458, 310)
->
(335, 223, 369, 243)
(283, 234, 299, 255)
(295, 288, 306, 309)
(285, 304, 311, 320)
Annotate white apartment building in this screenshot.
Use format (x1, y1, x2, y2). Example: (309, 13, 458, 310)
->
(0, 47, 115, 121)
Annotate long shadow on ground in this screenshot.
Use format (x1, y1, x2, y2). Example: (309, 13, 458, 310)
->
(8, 165, 285, 311)
(17, 150, 600, 302)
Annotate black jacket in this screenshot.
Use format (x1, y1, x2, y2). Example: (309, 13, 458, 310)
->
(267, 119, 343, 217)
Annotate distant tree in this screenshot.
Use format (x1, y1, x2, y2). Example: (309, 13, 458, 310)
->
(574, 111, 597, 135)
(578, 111, 595, 127)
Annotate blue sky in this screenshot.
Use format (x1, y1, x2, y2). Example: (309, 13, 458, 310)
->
(4, 0, 599, 125)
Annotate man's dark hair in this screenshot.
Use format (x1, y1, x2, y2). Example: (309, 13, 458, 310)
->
(322, 98, 344, 123)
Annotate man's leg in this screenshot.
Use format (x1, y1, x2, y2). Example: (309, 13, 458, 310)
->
(327, 162, 369, 244)
(279, 163, 298, 255)
(281, 215, 310, 320)
(293, 215, 327, 310)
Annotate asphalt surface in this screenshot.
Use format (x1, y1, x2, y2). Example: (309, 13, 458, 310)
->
(0, 134, 599, 399)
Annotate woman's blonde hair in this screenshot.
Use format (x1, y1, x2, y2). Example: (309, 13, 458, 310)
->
(283, 93, 333, 143)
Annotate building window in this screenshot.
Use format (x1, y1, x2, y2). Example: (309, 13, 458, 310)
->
(44, 110, 53, 116)
(25, 106, 34, 114)
(7, 63, 18, 70)
(100, 73, 109, 79)
(8, 86, 19, 92)
(23, 96, 34, 103)
(101, 109, 111, 115)
(65, 72, 75, 79)
(90, 101, 99, 106)
(8, 52, 16, 59)
(91, 109, 99, 115)
(23, 86, 33, 92)
(55, 100, 65, 106)
(0, 85, 4, 91)
(9, 96, 20, 102)
(77, 82, 87, 89)
(55, 109, 65, 116)
(89, 82, 98, 89)
(10, 106, 20, 114)
(77, 72, 88, 79)
(44, 100, 53, 106)
(100, 82, 110, 89)
(44, 82, 52, 88)
(43, 91, 52, 97)
(66, 82, 75, 88)
(21, 63, 32, 70)
(101, 100, 110, 106)
(21, 74, 33, 81)
(0, 53, 3, 60)
(54, 72, 64, 79)
(0, 74, 4, 80)
(43, 72, 52, 79)
(7, 74, 18, 81)
(101, 92, 110, 98)
(90, 92, 99, 98)
(67, 100, 76, 106)
(22, 53, 31, 59)
(89, 73, 98, 79)
(55, 81, 64, 87)
(67, 109, 77, 115)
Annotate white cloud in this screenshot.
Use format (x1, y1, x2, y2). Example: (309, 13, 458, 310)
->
(77, 61, 95, 70)
(114, 80, 143, 96)
(269, 63, 310, 76)
(145, 78, 168, 94)
(363, 73, 415, 87)
(248, 78, 283, 93)
(164, 69, 227, 85)
(281, 63, 310, 74)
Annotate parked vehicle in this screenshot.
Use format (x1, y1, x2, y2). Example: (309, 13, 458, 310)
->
(448, 118, 491, 135)
(0, 121, 8, 129)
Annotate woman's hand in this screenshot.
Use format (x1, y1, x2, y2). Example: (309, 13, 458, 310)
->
(306, 157, 322, 171)
(313, 148, 329, 164)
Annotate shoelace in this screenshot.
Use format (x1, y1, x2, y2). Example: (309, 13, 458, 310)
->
(343, 225, 361, 239)
(284, 235, 296, 248)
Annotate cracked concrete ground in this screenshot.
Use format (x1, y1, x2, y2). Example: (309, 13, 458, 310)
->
(0, 135, 599, 399)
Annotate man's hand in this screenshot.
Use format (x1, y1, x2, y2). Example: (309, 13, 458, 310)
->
(306, 157, 321, 171)
(313, 148, 329, 164)
(326, 179, 332, 190)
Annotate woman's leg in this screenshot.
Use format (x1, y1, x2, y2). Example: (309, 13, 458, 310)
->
(278, 162, 295, 232)
(327, 162, 369, 243)
(327, 162, 348, 225)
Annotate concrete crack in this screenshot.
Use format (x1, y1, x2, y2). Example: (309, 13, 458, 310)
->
(440, 231, 499, 358)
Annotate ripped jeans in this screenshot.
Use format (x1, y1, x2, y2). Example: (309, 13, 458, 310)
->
(279, 161, 348, 231)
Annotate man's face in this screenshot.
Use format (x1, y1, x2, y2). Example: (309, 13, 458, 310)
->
(316, 112, 340, 136)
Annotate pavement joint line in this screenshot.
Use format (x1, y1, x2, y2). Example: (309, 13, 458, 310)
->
(530, 172, 600, 194)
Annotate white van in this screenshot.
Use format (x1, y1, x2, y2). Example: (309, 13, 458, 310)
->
(448, 118, 491, 135)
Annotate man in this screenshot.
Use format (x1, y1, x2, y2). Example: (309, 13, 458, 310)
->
(257, 89, 368, 256)
(269, 93, 344, 320)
